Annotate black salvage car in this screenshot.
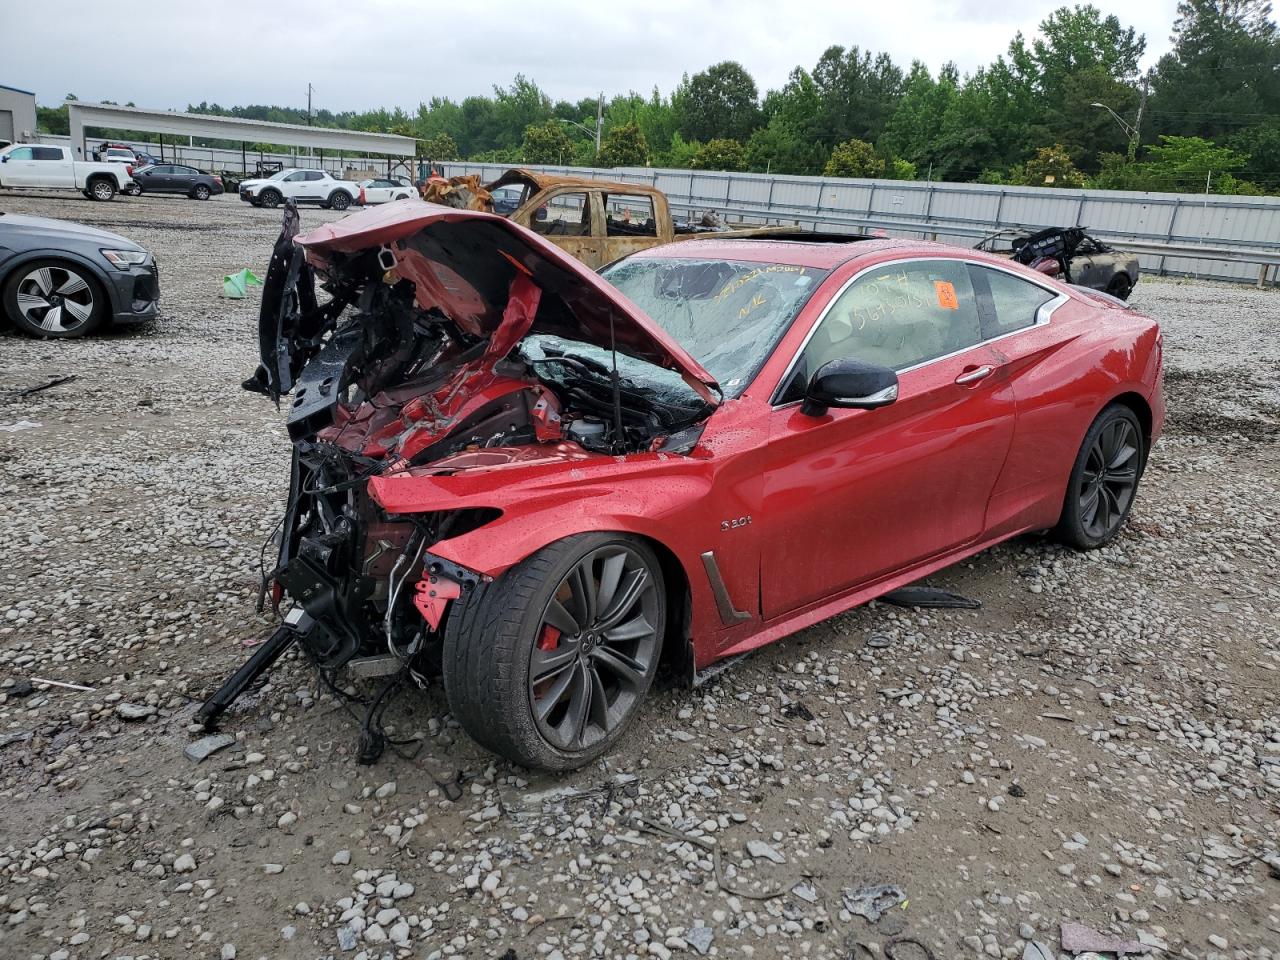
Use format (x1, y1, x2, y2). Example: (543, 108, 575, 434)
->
(975, 226, 1140, 300)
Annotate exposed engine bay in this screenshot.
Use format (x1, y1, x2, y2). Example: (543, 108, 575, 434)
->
(198, 201, 717, 760)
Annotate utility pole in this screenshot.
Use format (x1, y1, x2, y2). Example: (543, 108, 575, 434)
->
(307, 83, 314, 126)
(1129, 73, 1150, 162)
(595, 92, 603, 155)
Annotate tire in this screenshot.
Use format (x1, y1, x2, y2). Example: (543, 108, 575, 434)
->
(259, 189, 281, 209)
(124, 184, 141, 197)
(1054, 404, 1146, 550)
(193, 184, 211, 201)
(442, 533, 666, 771)
(2, 259, 106, 338)
(87, 178, 116, 201)
(329, 190, 351, 211)
(1107, 273, 1134, 301)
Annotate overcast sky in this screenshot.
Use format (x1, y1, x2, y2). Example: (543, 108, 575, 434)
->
(5, 0, 1185, 113)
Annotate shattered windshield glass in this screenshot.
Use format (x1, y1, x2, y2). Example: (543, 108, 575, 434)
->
(601, 257, 829, 397)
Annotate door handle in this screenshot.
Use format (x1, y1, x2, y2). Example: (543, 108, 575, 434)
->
(954, 365, 994, 385)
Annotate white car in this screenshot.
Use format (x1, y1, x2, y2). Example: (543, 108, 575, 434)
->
(98, 147, 137, 165)
(237, 168, 362, 210)
(0, 143, 136, 200)
(358, 177, 416, 204)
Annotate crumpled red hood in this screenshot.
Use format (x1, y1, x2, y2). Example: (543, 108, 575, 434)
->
(294, 201, 720, 405)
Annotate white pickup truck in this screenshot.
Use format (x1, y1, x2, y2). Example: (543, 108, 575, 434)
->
(0, 144, 136, 200)
(237, 168, 363, 210)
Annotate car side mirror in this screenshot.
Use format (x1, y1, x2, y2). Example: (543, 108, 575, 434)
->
(800, 358, 898, 417)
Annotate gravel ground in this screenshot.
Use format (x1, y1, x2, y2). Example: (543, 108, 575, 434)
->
(0, 190, 1277, 960)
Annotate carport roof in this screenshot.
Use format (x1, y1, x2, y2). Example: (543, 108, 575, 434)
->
(66, 102, 415, 156)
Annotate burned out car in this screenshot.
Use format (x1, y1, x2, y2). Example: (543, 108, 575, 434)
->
(202, 200, 1165, 771)
(974, 226, 1140, 300)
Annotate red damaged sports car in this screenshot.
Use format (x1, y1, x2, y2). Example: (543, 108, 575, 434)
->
(204, 201, 1164, 771)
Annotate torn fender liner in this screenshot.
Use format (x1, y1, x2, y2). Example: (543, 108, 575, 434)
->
(292, 200, 720, 405)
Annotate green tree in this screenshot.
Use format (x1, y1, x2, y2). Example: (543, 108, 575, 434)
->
(1230, 120, 1280, 186)
(420, 133, 459, 161)
(823, 139, 885, 178)
(653, 133, 701, 169)
(1150, 0, 1280, 141)
(598, 122, 648, 167)
(676, 62, 761, 142)
(880, 61, 959, 169)
(692, 138, 747, 171)
(521, 121, 575, 164)
(490, 75, 553, 150)
(1141, 134, 1248, 191)
(812, 46, 905, 145)
(1023, 144, 1085, 186)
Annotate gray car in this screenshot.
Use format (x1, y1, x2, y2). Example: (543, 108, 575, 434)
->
(0, 213, 159, 337)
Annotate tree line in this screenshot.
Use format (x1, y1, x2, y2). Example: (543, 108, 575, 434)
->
(35, 1, 1280, 195)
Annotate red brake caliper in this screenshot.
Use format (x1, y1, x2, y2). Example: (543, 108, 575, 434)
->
(532, 624, 562, 698)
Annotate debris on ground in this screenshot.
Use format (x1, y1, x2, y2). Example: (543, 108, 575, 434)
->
(8, 374, 76, 398)
(222, 268, 261, 298)
(0, 420, 40, 432)
(1060, 921, 1151, 956)
(843, 884, 908, 923)
(880, 585, 982, 609)
(184, 733, 237, 762)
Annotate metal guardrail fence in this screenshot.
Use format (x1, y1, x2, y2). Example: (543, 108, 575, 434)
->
(440, 161, 1280, 288)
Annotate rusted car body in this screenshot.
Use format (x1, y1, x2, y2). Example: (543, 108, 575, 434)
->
(424, 168, 796, 269)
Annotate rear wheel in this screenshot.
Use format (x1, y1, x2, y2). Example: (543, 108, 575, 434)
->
(87, 178, 116, 201)
(1054, 404, 1146, 549)
(258, 188, 281, 209)
(1107, 273, 1133, 301)
(442, 533, 665, 770)
(193, 184, 211, 200)
(3, 260, 105, 338)
(329, 190, 351, 211)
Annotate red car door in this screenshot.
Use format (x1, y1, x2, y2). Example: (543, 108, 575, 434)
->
(758, 257, 1017, 619)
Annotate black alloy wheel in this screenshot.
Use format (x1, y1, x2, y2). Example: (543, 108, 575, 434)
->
(1079, 416, 1140, 540)
(442, 533, 666, 770)
(259, 189, 281, 208)
(329, 191, 351, 211)
(1055, 403, 1146, 549)
(528, 544, 662, 752)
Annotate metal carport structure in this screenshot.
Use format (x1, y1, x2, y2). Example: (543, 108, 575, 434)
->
(66, 102, 414, 171)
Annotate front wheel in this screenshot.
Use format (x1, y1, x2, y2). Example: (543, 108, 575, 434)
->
(258, 189, 281, 209)
(3, 260, 105, 338)
(328, 191, 351, 211)
(1054, 404, 1146, 549)
(442, 533, 665, 770)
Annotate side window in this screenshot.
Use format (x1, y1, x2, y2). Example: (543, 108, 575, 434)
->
(7, 147, 34, 160)
(969, 265, 1056, 339)
(306, 171, 325, 181)
(603, 193, 657, 237)
(781, 260, 983, 403)
(284, 172, 306, 182)
(32, 147, 64, 161)
(153, 165, 174, 175)
(176, 165, 197, 175)
(532, 191, 591, 236)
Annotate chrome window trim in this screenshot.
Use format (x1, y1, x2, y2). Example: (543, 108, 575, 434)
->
(768, 256, 1068, 408)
